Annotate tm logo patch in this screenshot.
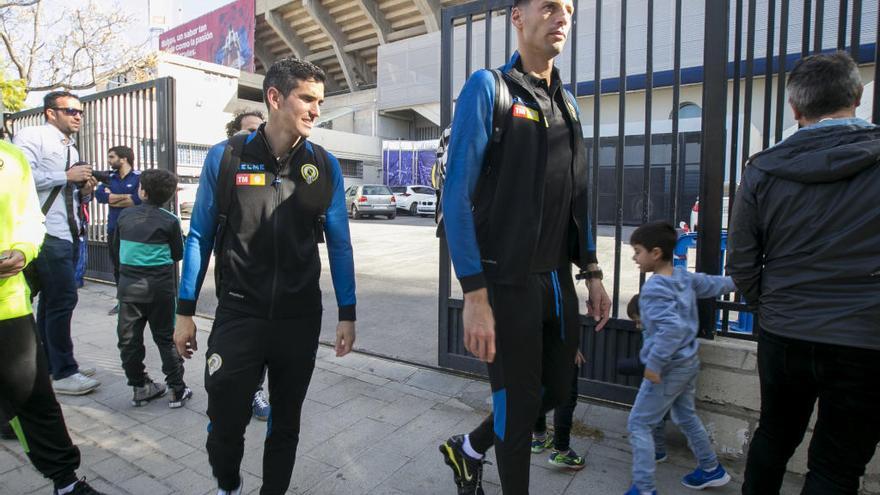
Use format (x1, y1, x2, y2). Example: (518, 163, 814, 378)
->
(235, 173, 266, 186)
(512, 104, 540, 122)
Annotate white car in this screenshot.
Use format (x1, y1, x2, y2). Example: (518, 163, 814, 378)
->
(390, 185, 437, 217)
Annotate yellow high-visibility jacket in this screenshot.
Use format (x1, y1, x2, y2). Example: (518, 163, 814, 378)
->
(0, 139, 46, 321)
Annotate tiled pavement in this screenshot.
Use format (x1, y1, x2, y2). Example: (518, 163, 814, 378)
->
(1, 284, 804, 494)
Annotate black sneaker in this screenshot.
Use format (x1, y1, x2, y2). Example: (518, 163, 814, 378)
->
(169, 387, 193, 409)
(56, 478, 106, 495)
(439, 435, 486, 495)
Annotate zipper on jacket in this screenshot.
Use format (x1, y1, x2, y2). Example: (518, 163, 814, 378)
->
(267, 163, 285, 319)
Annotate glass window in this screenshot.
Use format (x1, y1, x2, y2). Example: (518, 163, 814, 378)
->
(363, 185, 392, 195)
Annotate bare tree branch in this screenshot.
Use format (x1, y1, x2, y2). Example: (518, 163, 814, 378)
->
(1, 0, 144, 94)
(0, 0, 39, 9)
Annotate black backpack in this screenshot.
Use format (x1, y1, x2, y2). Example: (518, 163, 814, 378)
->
(431, 69, 512, 233)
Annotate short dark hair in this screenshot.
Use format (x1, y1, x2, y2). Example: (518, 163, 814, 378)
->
(139, 169, 178, 206)
(108, 145, 134, 165)
(225, 109, 265, 138)
(262, 57, 326, 109)
(627, 294, 640, 320)
(630, 221, 677, 261)
(512, 0, 531, 6)
(787, 52, 862, 120)
(43, 91, 80, 118)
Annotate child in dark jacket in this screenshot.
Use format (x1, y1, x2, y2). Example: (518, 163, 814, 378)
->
(112, 169, 191, 408)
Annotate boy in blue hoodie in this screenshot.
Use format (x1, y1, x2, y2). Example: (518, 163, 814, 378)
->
(625, 221, 735, 495)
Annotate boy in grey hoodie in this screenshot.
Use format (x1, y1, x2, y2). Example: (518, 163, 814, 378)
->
(624, 221, 735, 495)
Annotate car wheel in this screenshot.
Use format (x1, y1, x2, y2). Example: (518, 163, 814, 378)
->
(351, 204, 361, 220)
(388, 213, 396, 220)
(409, 203, 418, 216)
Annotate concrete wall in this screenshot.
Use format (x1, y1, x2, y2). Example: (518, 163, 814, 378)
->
(695, 337, 880, 493)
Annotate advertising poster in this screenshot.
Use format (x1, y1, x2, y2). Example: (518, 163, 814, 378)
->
(159, 0, 256, 72)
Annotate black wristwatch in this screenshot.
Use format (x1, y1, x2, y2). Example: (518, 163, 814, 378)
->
(576, 269, 604, 281)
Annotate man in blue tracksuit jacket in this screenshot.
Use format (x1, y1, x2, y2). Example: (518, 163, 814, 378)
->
(438, 0, 611, 493)
(172, 58, 356, 495)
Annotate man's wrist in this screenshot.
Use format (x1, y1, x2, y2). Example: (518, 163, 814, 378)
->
(339, 304, 356, 322)
(176, 299, 197, 316)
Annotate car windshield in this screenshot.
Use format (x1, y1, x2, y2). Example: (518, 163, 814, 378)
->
(390, 186, 406, 193)
(411, 186, 435, 195)
(363, 186, 392, 195)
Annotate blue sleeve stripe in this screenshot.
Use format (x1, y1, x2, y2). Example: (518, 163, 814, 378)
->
(443, 69, 496, 281)
(323, 151, 357, 309)
(178, 142, 224, 302)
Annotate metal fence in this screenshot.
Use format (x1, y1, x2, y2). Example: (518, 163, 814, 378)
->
(7, 77, 177, 282)
(437, 0, 879, 404)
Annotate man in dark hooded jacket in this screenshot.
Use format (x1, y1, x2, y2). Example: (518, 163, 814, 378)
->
(728, 51, 880, 495)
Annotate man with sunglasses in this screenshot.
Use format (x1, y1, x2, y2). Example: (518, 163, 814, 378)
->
(12, 91, 101, 396)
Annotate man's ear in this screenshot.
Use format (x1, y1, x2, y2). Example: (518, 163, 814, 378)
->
(265, 87, 282, 112)
(511, 5, 524, 30)
(789, 101, 804, 125)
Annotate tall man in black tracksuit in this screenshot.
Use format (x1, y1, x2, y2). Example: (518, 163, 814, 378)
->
(729, 52, 880, 495)
(173, 58, 357, 495)
(437, 0, 611, 493)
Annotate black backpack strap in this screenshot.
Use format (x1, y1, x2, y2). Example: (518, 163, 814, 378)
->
(489, 69, 512, 144)
(215, 134, 248, 231)
(41, 186, 63, 215)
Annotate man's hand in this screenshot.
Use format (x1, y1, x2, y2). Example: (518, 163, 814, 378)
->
(79, 177, 98, 196)
(463, 288, 496, 363)
(0, 250, 26, 279)
(335, 320, 356, 357)
(174, 315, 198, 359)
(66, 165, 92, 184)
(108, 194, 135, 208)
(644, 368, 662, 384)
(575, 349, 586, 366)
(586, 279, 612, 332)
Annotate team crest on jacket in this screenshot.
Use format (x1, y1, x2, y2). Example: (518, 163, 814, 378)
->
(207, 353, 223, 376)
(301, 163, 319, 184)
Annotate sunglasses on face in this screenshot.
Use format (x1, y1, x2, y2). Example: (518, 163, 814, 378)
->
(51, 107, 83, 117)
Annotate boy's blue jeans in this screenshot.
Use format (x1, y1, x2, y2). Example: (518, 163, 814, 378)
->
(627, 356, 717, 491)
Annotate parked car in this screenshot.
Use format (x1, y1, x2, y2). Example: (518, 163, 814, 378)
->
(689, 195, 730, 231)
(177, 180, 199, 218)
(390, 185, 437, 217)
(345, 184, 397, 219)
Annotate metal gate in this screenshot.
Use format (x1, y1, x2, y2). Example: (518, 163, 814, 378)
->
(437, 0, 879, 404)
(6, 78, 177, 282)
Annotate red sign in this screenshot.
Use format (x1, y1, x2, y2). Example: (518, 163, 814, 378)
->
(159, 0, 255, 72)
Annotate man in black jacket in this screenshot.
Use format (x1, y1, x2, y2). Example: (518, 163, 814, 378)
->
(436, 0, 610, 492)
(728, 52, 880, 495)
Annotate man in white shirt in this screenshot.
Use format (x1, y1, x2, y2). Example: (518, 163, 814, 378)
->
(13, 91, 101, 396)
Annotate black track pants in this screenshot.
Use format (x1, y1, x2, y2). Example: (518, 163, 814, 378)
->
(468, 269, 581, 495)
(0, 315, 80, 489)
(117, 297, 186, 390)
(533, 364, 579, 452)
(205, 306, 322, 495)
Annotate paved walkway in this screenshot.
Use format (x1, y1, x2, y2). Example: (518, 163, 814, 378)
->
(1, 284, 804, 494)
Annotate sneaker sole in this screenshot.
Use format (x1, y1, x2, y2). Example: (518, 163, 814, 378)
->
(169, 389, 193, 409)
(656, 454, 669, 463)
(548, 459, 586, 471)
(682, 472, 731, 490)
(132, 388, 167, 407)
(54, 384, 99, 396)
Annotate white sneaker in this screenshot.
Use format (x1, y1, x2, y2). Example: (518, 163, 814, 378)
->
(53, 373, 100, 395)
(78, 366, 96, 377)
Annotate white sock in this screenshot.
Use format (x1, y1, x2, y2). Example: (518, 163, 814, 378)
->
(462, 434, 483, 460)
(705, 463, 719, 472)
(56, 481, 77, 495)
(217, 483, 242, 495)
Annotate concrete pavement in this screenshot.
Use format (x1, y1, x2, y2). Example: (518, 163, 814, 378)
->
(1, 284, 806, 494)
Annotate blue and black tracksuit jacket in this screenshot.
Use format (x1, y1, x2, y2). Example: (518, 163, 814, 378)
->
(176, 127, 356, 321)
(112, 204, 183, 303)
(443, 52, 598, 293)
